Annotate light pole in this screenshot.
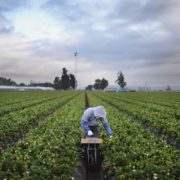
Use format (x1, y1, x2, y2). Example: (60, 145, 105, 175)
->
(74, 51, 78, 88)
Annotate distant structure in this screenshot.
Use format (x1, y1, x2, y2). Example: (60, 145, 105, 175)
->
(0, 86, 54, 91)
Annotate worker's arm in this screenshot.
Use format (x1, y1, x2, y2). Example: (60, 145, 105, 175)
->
(81, 111, 90, 133)
(102, 118, 113, 136)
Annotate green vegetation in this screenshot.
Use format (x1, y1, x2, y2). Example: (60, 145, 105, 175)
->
(88, 92, 180, 179)
(0, 91, 83, 179)
(0, 91, 180, 179)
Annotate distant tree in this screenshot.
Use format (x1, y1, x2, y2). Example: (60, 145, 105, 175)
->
(94, 79, 102, 89)
(53, 67, 77, 90)
(115, 71, 127, 88)
(19, 82, 26, 86)
(0, 77, 17, 86)
(42, 82, 54, 87)
(53, 77, 61, 90)
(61, 67, 70, 90)
(69, 74, 76, 89)
(94, 78, 108, 90)
(101, 78, 108, 89)
(29, 81, 53, 87)
(166, 85, 171, 91)
(86, 84, 94, 90)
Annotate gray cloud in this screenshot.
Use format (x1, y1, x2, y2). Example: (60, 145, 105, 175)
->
(0, 0, 180, 86)
(0, 0, 26, 10)
(0, 0, 23, 35)
(42, 0, 86, 22)
(42, 1, 180, 64)
(0, 15, 14, 34)
(112, 0, 178, 22)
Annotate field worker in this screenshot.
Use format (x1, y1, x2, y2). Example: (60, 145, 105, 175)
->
(81, 106, 113, 138)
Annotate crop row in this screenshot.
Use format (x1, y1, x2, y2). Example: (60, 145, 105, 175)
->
(87, 92, 180, 179)
(0, 92, 73, 117)
(0, 93, 84, 179)
(92, 92, 180, 146)
(0, 92, 79, 150)
(0, 96, 58, 117)
(104, 92, 180, 119)
(0, 91, 62, 107)
(113, 92, 180, 108)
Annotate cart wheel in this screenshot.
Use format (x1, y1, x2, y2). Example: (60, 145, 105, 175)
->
(90, 155, 95, 165)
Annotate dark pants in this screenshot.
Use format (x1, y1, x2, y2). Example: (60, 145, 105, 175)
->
(83, 126, 100, 138)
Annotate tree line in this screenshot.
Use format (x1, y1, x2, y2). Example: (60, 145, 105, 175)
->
(0, 77, 54, 88)
(0, 77, 17, 86)
(0, 70, 127, 90)
(86, 71, 127, 90)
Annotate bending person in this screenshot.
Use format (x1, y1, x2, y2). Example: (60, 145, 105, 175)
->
(81, 106, 113, 138)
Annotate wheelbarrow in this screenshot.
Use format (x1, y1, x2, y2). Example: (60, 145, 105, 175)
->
(81, 137, 103, 166)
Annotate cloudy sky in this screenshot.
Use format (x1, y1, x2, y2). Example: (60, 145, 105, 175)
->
(0, 0, 180, 87)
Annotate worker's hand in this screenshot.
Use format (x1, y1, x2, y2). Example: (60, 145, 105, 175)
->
(88, 130, 93, 136)
(110, 135, 113, 138)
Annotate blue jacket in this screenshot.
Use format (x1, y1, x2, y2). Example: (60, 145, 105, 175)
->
(81, 106, 113, 136)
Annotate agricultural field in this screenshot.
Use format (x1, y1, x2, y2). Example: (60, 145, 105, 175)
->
(0, 90, 180, 179)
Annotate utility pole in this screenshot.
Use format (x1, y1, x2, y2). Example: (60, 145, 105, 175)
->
(145, 81, 148, 91)
(74, 51, 78, 88)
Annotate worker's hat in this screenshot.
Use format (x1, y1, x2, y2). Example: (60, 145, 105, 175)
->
(94, 106, 106, 119)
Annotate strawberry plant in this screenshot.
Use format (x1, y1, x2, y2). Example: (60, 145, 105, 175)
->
(88, 92, 180, 179)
